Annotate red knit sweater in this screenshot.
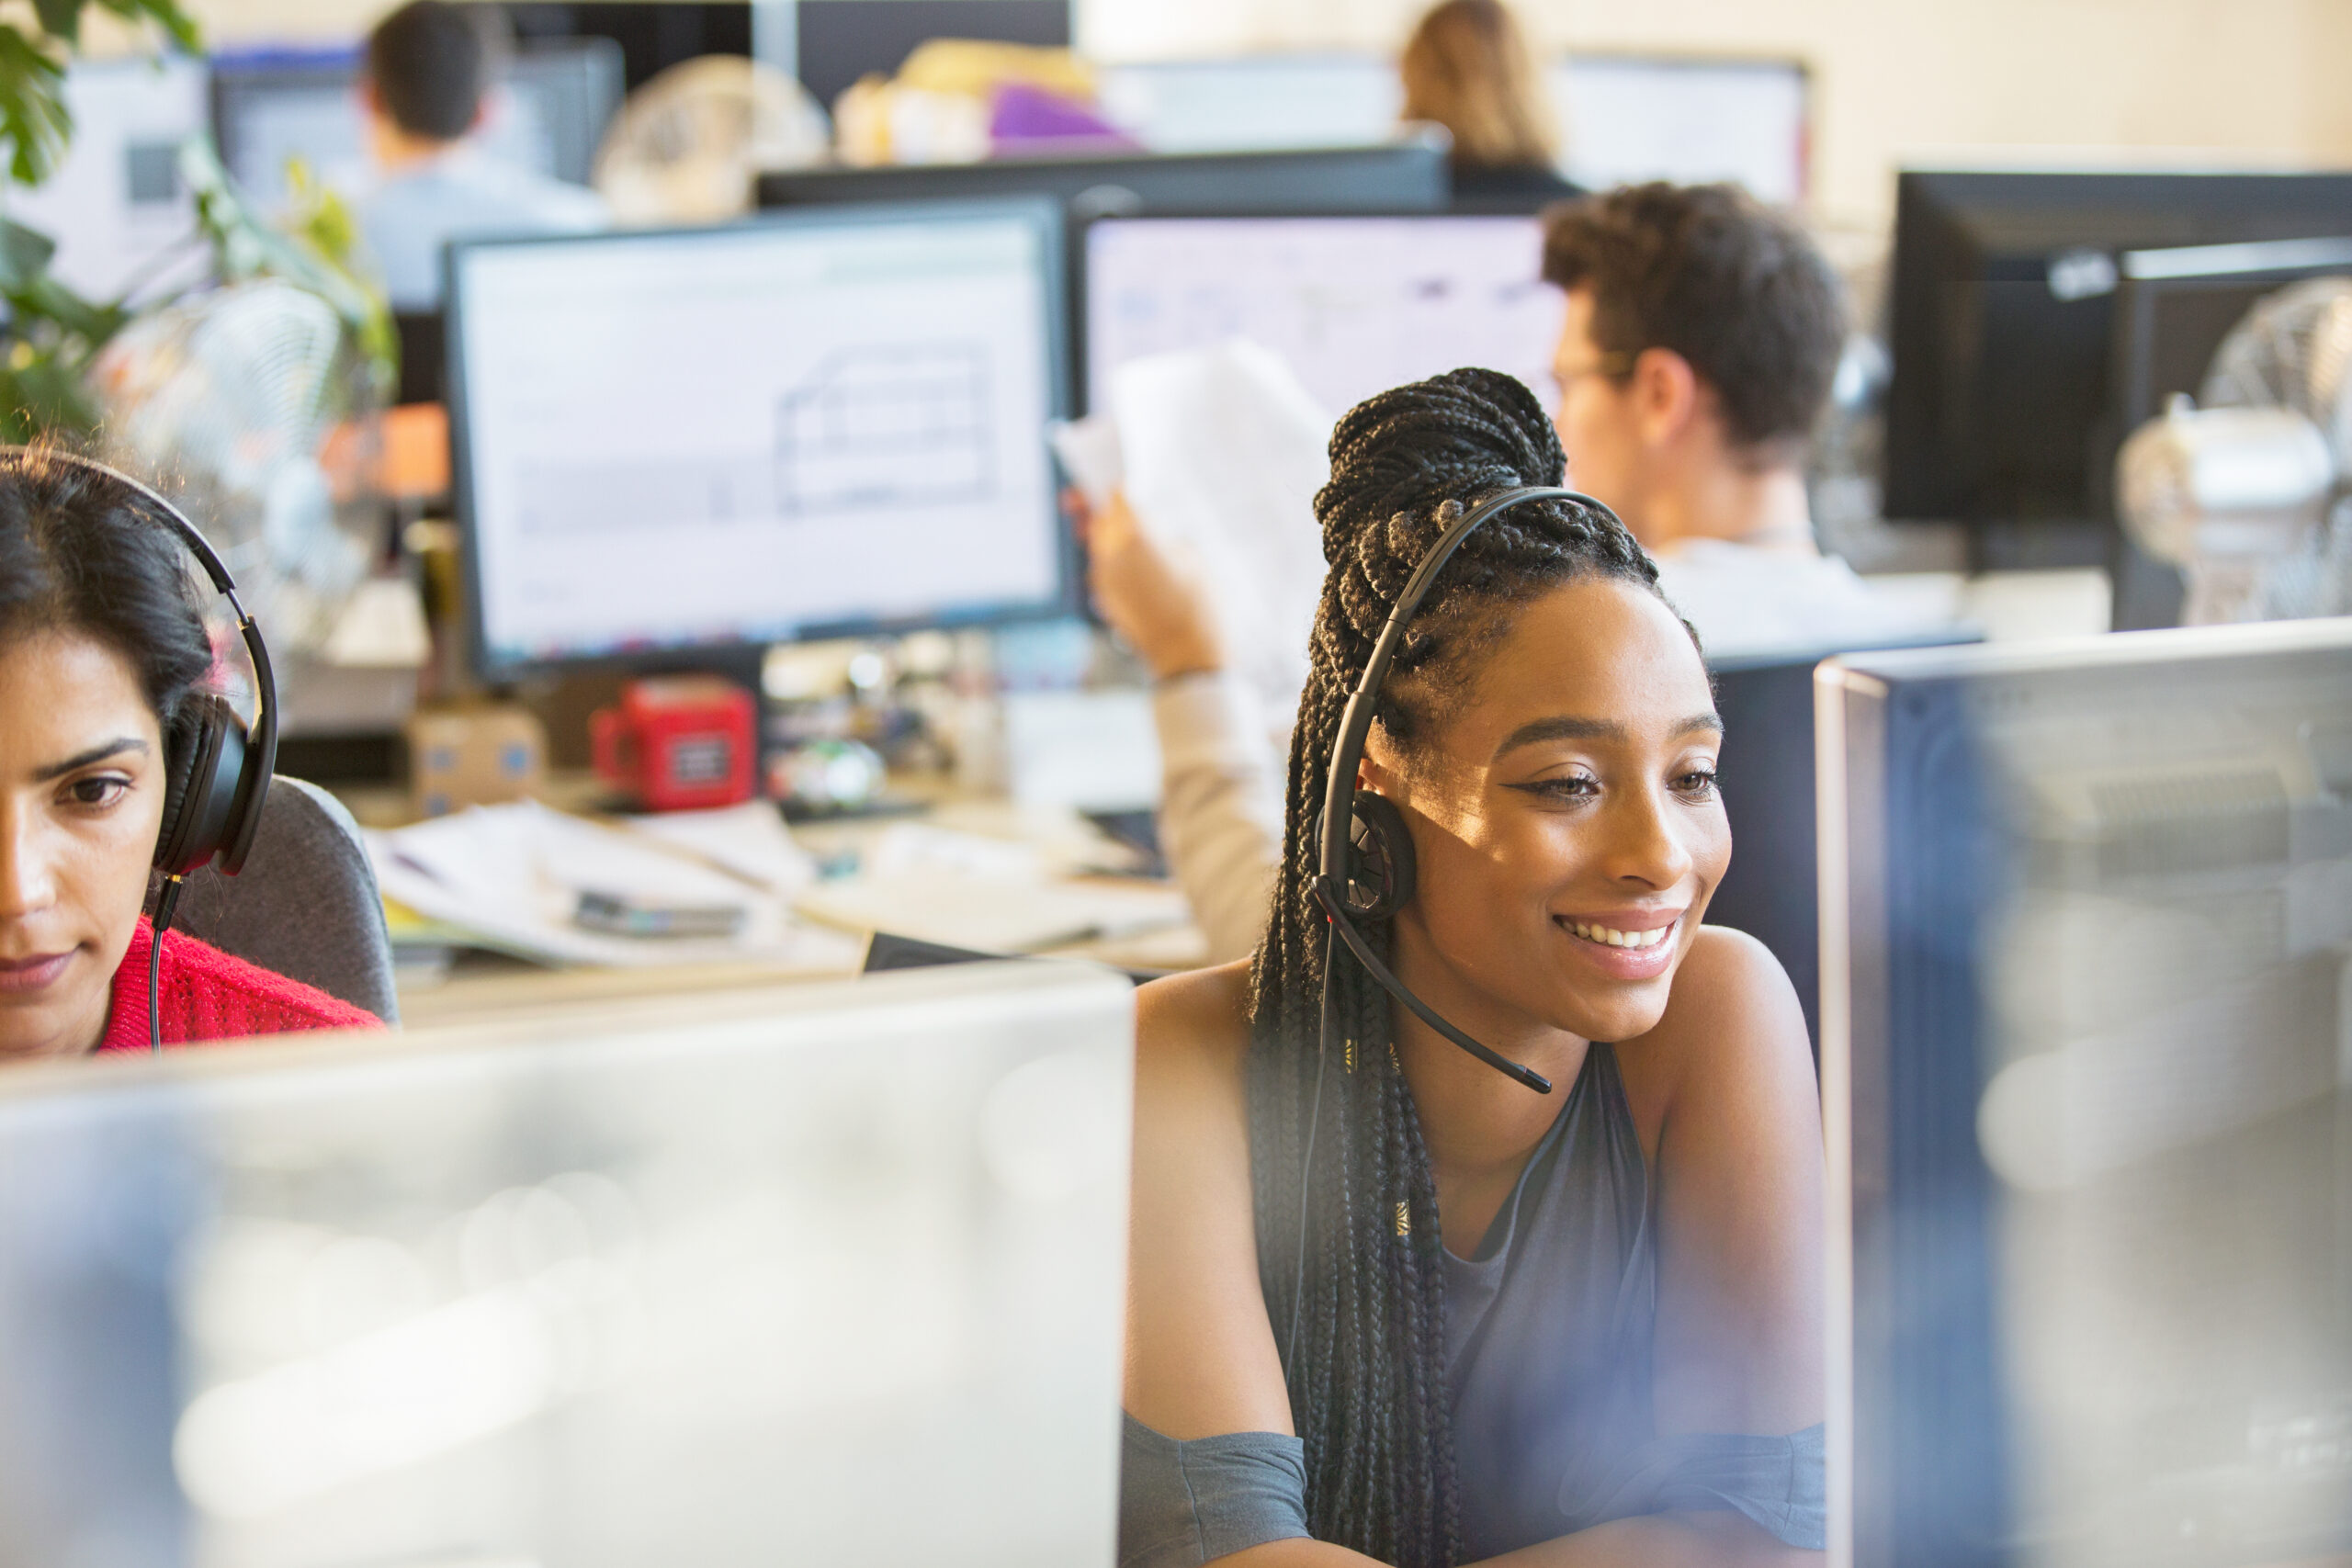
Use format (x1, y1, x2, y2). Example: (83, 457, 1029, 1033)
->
(97, 918, 383, 1053)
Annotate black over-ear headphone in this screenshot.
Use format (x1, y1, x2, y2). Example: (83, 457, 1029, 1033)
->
(1313, 484, 1631, 1097)
(4, 449, 278, 1048)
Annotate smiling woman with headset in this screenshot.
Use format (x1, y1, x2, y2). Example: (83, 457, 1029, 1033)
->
(0, 448, 381, 1061)
(1121, 371, 1824, 1566)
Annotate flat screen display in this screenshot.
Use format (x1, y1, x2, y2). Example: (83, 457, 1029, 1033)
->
(1083, 214, 1563, 416)
(448, 201, 1069, 674)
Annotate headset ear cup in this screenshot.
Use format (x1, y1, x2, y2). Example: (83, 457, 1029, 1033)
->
(1345, 790, 1417, 920)
(153, 694, 243, 877)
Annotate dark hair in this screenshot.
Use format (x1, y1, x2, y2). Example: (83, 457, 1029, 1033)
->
(1398, 0, 1556, 169)
(366, 0, 507, 142)
(0, 449, 212, 730)
(1247, 368, 1662, 1565)
(1541, 181, 1846, 455)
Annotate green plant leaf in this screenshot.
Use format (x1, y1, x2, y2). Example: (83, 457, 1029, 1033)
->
(31, 0, 84, 49)
(0, 25, 71, 186)
(0, 214, 58, 289)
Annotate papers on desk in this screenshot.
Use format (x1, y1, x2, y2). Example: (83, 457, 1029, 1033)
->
(794, 822, 1190, 954)
(367, 801, 861, 971)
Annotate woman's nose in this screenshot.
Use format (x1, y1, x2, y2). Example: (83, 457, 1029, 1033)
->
(1600, 782, 1697, 890)
(0, 804, 61, 922)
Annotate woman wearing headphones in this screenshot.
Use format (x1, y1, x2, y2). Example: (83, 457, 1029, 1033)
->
(1121, 371, 1823, 1566)
(0, 449, 379, 1060)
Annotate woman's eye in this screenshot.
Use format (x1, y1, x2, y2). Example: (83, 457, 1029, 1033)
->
(1673, 768, 1721, 799)
(65, 776, 130, 809)
(1526, 774, 1600, 800)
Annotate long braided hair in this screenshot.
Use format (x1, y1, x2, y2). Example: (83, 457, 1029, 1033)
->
(1247, 368, 1663, 1566)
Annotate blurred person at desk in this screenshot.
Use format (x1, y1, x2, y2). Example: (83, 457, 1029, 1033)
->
(356, 0, 607, 312)
(1400, 0, 1581, 215)
(1544, 182, 1924, 650)
(0, 452, 379, 1060)
(1121, 370, 1823, 1565)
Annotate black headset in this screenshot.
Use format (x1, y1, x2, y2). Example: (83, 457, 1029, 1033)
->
(4, 450, 278, 1049)
(1313, 483, 1635, 1097)
(1286, 484, 1621, 1366)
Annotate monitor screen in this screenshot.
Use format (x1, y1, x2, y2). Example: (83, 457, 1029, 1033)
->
(0, 963, 1134, 1565)
(1083, 214, 1562, 417)
(211, 40, 619, 215)
(447, 200, 1070, 675)
(1819, 621, 2352, 1564)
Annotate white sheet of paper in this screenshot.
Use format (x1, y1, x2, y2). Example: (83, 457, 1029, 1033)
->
(1109, 340, 1332, 727)
(368, 801, 858, 971)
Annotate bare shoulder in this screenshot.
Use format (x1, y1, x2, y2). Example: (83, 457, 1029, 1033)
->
(1135, 958, 1255, 1082)
(1615, 925, 1815, 1155)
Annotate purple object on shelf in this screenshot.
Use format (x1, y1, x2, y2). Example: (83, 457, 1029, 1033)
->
(989, 82, 1138, 152)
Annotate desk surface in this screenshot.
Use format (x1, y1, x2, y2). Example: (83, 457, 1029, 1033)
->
(347, 775, 1210, 1029)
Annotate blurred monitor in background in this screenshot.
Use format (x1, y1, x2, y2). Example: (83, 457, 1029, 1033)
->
(503, 0, 751, 93)
(356, 0, 611, 310)
(1082, 213, 1561, 416)
(1880, 168, 2352, 574)
(1091, 51, 1807, 208)
(0, 963, 1136, 1565)
(1819, 621, 2352, 1567)
(1396, 0, 1580, 214)
(0, 57, 210, 304)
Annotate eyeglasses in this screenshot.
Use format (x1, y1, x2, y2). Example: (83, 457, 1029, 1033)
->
(1551, 349, 1636, 390)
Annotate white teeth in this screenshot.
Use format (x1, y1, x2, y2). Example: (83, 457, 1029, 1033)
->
(1566, 920, 1674, 950)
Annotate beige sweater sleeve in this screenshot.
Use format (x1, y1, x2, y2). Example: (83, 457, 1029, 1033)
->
(1151, 671, 1285, 965)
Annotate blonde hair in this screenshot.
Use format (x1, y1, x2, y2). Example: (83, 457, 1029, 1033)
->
(1398, 0, 1558, 169)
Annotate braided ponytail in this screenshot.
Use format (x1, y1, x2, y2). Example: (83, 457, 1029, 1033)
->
(1246, 368, 1661, 1566)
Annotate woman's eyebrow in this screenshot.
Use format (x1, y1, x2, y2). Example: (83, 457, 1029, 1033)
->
(33, 737, 148, 783)
(1492, 711, 1724, 761)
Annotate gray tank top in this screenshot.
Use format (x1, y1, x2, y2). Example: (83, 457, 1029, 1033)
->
(1119, 1043, 1825, 1566)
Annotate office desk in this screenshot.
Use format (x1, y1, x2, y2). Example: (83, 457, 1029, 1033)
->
(347, 775, 1210, 1029)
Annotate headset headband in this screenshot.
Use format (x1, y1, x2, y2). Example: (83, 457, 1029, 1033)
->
(0, 446, 279, 860)
(1310, 483, 1629, 1095)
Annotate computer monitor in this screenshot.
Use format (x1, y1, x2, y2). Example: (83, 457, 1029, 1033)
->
(1882, 169, 2352, 565)
(1817, 621, 2352, 1567)
(445, 197, 1072, 677)
(2105, 236, 2352, 629)
(0, 962, 1136, 1565)
(1091, 52, 1807, 205)
(0, 55, 210, 303)
(755, 140, 1451, 224)
(1702, 625, 1981, 1055)
(209, 39, 622, 215)
(1082, 213, 1560, 417)
(793, 0, 1071, 110)
(503, 2, 752, 94)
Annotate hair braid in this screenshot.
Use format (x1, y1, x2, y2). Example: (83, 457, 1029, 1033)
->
(1247, 368, 1664, 1566)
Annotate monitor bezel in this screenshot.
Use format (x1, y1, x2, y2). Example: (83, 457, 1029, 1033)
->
(442, 196, 1077, 683)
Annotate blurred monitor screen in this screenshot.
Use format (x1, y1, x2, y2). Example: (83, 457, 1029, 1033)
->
(1091, 52, 1808, 204)
(1083, 214, 1562, 416)
(209, 39, 621, 215)
(0, 963, 1135, 1565)
(446, 198, 1071, 676)
(756, 141, 1450, 221)
(793, 0, 1071, 110)
(0, 56, 210, 302)
(1882, 169, 2352, 545)
(1819, 621, 2352, 1565)
(504, 2, 751, 94)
